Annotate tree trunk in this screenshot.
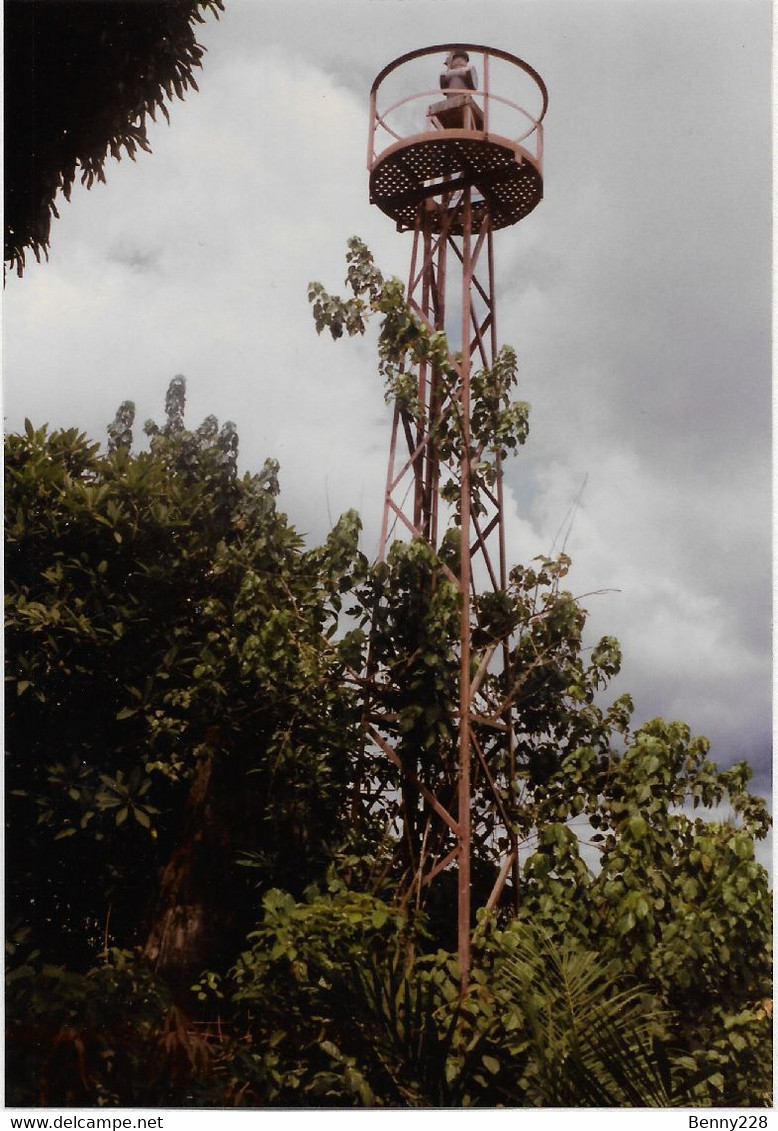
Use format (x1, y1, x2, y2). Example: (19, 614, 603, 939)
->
(143, 750, 246, 1000)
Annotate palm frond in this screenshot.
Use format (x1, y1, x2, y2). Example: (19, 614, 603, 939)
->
(495, 922, 689, 1106)
(324, 946, 496, 1105)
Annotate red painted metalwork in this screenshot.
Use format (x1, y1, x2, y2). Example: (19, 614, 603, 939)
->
(366, 44, 547, 988)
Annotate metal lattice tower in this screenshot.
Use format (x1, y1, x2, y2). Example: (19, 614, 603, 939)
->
(365, 44, 547, 984)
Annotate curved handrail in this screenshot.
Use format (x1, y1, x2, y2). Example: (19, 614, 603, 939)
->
(369, 43, 549, 122)
(368, 44, 548, 170)
(374, 88, 542, 149)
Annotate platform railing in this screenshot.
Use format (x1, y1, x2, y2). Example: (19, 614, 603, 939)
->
(368, 44, 548, 172)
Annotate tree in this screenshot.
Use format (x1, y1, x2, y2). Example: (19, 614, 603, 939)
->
(5, 378, 367, 994)
(4, 0, 223, 275)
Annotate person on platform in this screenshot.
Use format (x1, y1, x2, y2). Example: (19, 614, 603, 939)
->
(433, 50, 482, 129)
(439, 50, 478, 94)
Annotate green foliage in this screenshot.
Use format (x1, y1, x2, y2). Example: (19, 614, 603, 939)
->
(360, 539, 460, 834)
(486, 922, 694, 1106)
(214, 709, 771, 1106)
(5, 944, 194, 1107)
(318, 947, 498, 1107)
(206, 882, 748, 1108)
(5, 380, 367, 978)
(205, 882, 497, 1106)
(5, 0, 224, 274)
(206, 882, 409, 1105)
(309, 238, 531, 521)
(506, 718, 772, 1105)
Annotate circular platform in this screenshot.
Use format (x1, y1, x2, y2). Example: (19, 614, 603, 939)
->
(369, 130, 544, 233)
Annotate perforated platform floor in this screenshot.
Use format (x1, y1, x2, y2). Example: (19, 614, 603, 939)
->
(369, 131, 543, 233)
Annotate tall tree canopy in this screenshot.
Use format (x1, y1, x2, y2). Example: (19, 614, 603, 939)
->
(6, 379, 366, 977)
(4, 0, 223, 275)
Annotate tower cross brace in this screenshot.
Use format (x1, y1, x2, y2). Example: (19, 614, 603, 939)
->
(365, 43, 547, 985)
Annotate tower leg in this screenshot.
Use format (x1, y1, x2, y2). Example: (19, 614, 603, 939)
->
(457, 186, 473, 989)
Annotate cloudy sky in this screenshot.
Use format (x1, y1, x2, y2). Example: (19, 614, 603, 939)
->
(4, 0, 772, 802)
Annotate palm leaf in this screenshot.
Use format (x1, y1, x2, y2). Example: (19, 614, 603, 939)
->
(495, 923, 688, 1106)
(323, 946, 495, 1105)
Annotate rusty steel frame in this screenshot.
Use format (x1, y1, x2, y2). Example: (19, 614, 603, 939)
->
(366, 44, 546, 989)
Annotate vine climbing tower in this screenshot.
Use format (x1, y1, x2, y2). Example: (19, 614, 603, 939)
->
(365, 44, 548, 984)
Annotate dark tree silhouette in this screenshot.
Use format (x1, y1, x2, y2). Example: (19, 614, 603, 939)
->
(4, 0, 223, 276)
